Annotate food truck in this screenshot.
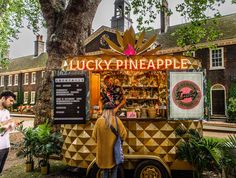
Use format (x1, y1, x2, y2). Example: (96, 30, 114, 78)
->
(53, 28, 205, 178)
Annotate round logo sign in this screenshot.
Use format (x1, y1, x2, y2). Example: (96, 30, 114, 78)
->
(172, 80, 202, 109)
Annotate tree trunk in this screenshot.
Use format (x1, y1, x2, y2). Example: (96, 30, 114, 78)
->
(34, 0, 101, 125)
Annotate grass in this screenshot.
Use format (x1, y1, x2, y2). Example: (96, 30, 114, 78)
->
(1, 160, 85, 178)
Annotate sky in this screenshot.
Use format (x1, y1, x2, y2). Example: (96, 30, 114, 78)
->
(9, 0, 236, 59)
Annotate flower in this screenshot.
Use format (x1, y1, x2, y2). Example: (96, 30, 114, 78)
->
(123, 44, 136, 56)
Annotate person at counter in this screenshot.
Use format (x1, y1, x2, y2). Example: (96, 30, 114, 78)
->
(99, 76, 126, 114)
(92, 101, 127, 178)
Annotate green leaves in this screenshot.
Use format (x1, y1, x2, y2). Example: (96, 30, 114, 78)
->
(129, 0, 166, 31)
(0, 0, 43, 67)
(172, 0, 225, 50)
(176, 129, 222, 177)
(129, 0, 229, 52)
(220, 135, 236, 176)
(18, 122, 63, 165)
(222, 135, 236, 149)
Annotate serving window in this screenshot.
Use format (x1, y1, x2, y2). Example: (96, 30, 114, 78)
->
(90, 70, 168, 119)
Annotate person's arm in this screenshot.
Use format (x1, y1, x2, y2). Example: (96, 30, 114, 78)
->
(92, 121, 98, 143)
(114, 95, 126, 114)
(0, 118, 18, 130)
(118, 118, 127, 141)
(98, 99, 103, 114)
(0, 118, 16, 125)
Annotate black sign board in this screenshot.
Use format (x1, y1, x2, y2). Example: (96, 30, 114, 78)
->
(53, 71, 89, 124)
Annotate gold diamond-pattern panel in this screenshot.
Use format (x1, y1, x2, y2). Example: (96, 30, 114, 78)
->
(61, 120, 203, 169)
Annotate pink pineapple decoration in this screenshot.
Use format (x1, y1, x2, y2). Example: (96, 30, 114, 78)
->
(123, 44, 136, 56)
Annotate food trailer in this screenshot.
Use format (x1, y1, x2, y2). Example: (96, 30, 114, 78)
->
(54, 28, 205, 178)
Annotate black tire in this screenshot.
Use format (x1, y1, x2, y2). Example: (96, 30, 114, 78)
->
(88, 163, 125, 178)
(134, 160, 170, 178)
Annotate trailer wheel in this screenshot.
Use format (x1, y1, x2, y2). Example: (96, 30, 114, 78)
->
(134, 160, 170, 178)
(88, 164, 124, 178)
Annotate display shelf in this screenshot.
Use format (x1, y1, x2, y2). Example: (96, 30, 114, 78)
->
(126, 98, 159, 100)
(122, 85, 158, 88)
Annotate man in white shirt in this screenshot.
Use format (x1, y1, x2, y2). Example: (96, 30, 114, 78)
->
(0, 91, 16, 174)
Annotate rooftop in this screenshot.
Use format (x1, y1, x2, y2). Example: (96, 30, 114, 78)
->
(0, 53, 47, 73)
(145, 13, 236, 49)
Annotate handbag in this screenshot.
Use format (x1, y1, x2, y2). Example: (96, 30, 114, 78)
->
(110, 117, 124, 165)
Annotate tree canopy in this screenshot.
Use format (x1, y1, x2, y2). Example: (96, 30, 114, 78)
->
(0, 0, 43, 68)
(129, 0, 228, 49)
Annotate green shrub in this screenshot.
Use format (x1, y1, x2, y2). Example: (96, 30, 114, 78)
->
(176, 129, 221, 178)
(34, 122, 64, 166)
(18, 122, 64, 167)
(227, 97, 236, 122)
(220, 135, 236, 177)
(18, 126, 37, 163)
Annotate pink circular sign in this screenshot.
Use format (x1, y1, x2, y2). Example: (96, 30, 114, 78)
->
(172, 80, 202, 109)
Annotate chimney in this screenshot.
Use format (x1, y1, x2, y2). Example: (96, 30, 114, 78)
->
(160, 0, 169, 33)
(34, 35, 45, 56)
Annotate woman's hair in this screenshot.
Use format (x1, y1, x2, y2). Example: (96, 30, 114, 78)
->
(102, 109, 114, 127)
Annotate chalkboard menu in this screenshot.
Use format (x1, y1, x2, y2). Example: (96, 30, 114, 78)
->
(53, 71, 89, 124)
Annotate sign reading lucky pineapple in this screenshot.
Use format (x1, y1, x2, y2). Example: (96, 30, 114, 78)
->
(169, 71, 204, 119)
(53, 70, 89, 124)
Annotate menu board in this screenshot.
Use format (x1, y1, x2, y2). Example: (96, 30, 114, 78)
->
(53, 71, 89, 124)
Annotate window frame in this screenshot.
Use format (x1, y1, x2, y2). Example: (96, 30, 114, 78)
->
(24, 92, 29, 104)
(41, 71, 45, 78)
(210, 47, 225, 70)
(0, 76, 4, 87)
(30, 91, 36, 104)
(14, 74, 18, 86)
(24, 73, 29, 85)
(31, 72, 36, 84)
(8, 75, 13, 86)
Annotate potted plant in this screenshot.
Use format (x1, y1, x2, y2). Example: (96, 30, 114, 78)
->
(18, 126, 37, 172)
(34, 122, 63, 175)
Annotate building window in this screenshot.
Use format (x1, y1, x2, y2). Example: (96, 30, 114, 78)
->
(24, 92, 29, 104)
(31, 72, 36, 84)
(210, 48, 224, 69)
(0, 76, 4, 87)
(30, 91, 36, 104)
(24, 73, 29, 85)
(14, 92, 18, 102)
(42, 71, 45, 78)
(8, 75, 12, 86)
(14, 74, 18, 86)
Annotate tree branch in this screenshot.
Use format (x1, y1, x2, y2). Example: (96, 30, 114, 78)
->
(53, 0, 101, 55)
(39, 0, 57, 36)
(66, 0, 101, 14)
(49, 0, 67, 12)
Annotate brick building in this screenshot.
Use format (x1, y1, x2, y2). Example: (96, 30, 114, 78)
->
(0, 35, 47, 107)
